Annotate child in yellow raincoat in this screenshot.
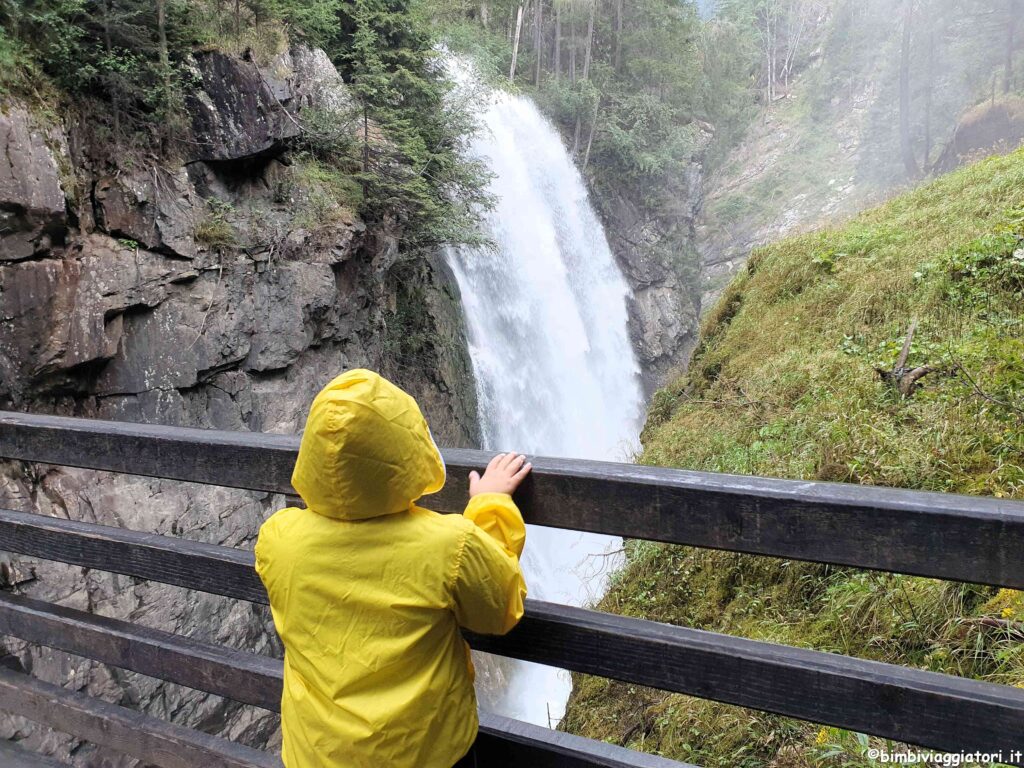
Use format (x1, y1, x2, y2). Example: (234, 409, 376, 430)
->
(255, 369, 530, 768)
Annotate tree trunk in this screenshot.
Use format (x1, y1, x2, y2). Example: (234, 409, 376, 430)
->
(581, 95, 601, 171)
(570, 17, 577, 85)
(874, 319, 936, 397)
(363, 107, 370, 175)
(923, 21, 934, 169)
(102, 0, 120, 136)
(1006, 0, 1019, 94)
(535, 0, 544, 86)
(510, 5, 524, 81)
(157, 0, 171, 92)
(554, 2, 561, 81)
(480, 3, 489, 27)
(614, 0, 623, 72)
(582, 0, 596, 81)
(766, 1, 774, 102)
(899, 0, 920, 179)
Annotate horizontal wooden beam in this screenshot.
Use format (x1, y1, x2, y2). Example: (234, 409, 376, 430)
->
(472, 606, 1024, 763)
(0, 532, 1021, 762)
(475, 714, 691, 768)
(0, 590, 280, 709)
(3, 411, 1024, 588)
(0, 594, 685, 768)
(0, 667, 278, 768)
(0, 508, 266, 604)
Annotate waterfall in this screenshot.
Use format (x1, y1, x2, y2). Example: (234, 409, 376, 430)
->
(443, 66, 645, 727)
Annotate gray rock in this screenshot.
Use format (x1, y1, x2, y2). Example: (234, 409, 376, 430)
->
(94, 166, 199, 259)
(0, 106, 67, 261)
(187, 51, 300, 162)
(0, 235, 198, 394)
(594, 159, 705, 393)
(264, 45, 355, 117)
(186, 45, 357, 165)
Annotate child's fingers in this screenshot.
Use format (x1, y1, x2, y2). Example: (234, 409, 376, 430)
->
(512, 462, 532, 481)
(469, 470, 480, 482)
(504, 454, 526, 473)
(501, 452, 526, 472)
(486, 453, 506, 472)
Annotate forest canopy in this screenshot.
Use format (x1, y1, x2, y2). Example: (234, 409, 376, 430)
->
(1, 0, 1020, 247)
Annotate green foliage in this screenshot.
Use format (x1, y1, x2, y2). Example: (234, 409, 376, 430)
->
(1, 0, 491, 249)
(290, 153, 363, 230)
(323, 0, 493, 248)
(263, 0, 343, 47)
(194, 198, 236, 248)
(695, 16, 758, 167)
(563, 149, 1024, 766)
(1, 0, 197, 136)
(0, 25, 27, 93)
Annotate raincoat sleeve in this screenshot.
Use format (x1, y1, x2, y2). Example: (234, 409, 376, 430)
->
(253, 515, 278, 593)
(452, 492, 527, 635)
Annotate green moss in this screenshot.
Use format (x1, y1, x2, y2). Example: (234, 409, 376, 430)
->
(194, 198, 237, 249)
(562, 149, 1024, 767)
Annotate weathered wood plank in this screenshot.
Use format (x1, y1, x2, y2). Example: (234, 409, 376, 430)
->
(0, 667, 278, 768)
(471, 607, 1024, 763)
(0, 508, 266, 604)
(0, 587, 1021, 761)
(0, 592, 281, 709)
(476, 714, 691, 768)
(0, 594, 688, 768)
(3, 411, 1024, 588)
(0, 739, 66, 768)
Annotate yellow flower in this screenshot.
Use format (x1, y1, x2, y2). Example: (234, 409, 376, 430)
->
(1002, 606, 1015, 619)
(815, 728, 830, 746)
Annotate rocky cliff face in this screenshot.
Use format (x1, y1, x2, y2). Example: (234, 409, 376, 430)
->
(0, 44, 477, 764)
(695, 78, 884, 310)
(695, 1, 1023, 312)
(593, 156, 706, 394)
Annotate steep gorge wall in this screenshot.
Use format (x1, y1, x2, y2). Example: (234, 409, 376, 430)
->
(696, 0, 1024, 310)
(0, 45, 477, 764)
(592, 155, 706, 395)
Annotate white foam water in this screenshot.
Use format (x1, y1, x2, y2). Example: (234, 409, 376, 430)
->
(444, 61, 645, 727)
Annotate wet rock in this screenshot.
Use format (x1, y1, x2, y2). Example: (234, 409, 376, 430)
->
(245, 262, 338, 372)
(186, 44, 356, 165)
(187, 50, 300, 162)
(94, 167, 199, 259)
(264, 45, 355, 117)
(0, 235, 198, 395)
(934, 96, 1024, 174)
(0, 106, 67, 261)
(596, 159, 704, 392)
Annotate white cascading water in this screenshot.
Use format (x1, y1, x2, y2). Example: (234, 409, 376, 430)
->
(444, 64, 645, 727)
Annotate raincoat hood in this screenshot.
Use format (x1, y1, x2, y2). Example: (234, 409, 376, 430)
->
(291, 369, 446, 520)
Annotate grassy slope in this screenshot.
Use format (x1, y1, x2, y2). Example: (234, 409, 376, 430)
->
(562, 149, 1024, 767)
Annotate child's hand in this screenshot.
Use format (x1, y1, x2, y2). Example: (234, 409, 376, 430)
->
(469, 453, 532, 497)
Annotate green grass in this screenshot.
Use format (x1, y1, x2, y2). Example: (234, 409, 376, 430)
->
(561, 148, 1024, 767)
(291, 154, 363, 229)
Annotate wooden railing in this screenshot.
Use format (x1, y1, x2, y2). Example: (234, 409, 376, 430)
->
(0, 410, 1023, 767)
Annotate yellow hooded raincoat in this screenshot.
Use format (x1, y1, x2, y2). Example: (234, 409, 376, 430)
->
(255, 370, 527, 768)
